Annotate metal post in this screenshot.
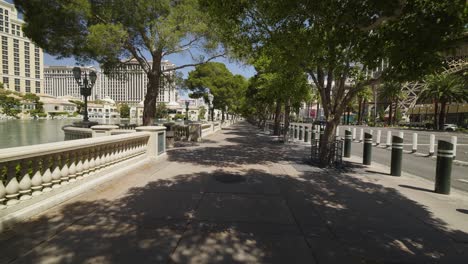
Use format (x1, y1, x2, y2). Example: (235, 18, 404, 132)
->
(435, 140, 453, 195)
(412, 133, 418, 153)
(299, 125, 303, 140)
(386, 131, 392, 148)
(391, 136, 403, 176)
(294, 125, 298, 139)
(319, 127, 324, 143)
(376, 130, 381, 146)
(429, 134, 435, 156)
(304, 127, 309, 143)
(344, 129, 352, 158)
(363, 132, 372, 165)
(451, 136, 457, 159)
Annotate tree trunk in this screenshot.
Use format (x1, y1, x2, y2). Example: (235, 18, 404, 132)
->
(388, 103, 393, 126)
(143, 71, 161, 125)
(318, 118, 338, 167)
(222, 109, 225, 121)
(433, 101, 439, 130)
(273, 99, 282, 136)
(283, 100, 291, 142)
(357, 98, 362, 125)
(439, 101, 446, 130)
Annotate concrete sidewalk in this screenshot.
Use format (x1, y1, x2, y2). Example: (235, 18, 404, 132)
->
(1, 122, 468, 264)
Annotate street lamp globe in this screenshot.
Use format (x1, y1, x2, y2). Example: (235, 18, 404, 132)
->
(208, 93, 214, 105)
(89, 71, 97, 84)
(72, 67, 82, 82)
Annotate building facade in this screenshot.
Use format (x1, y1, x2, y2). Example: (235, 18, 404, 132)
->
(43, 59, 177, 105)
(44, 66, 100, 101)
(0, 0, 44, 94)
(99, 59, 177, 104)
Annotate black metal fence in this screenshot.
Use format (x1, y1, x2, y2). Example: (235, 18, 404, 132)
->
(310, 139, 343, 167)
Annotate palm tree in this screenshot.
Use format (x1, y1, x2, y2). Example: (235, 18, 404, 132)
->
(380, 81, 405, 126)
(356, 86, 372, 125)
(420, 73, 467, 130)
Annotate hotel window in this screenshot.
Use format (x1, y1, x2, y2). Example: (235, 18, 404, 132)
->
(14, 78, 20, 92)
(35, 81, 40, 93)
(3, 77, 8, 87)
(25, 80, 31, 93)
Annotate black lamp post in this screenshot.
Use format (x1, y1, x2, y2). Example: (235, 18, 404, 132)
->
(72, 67, 97, 123)
(185, 101, 190, 123)
(208, 93, 214, 122)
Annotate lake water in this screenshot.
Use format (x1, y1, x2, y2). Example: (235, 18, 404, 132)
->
(0, 118, 132, 149)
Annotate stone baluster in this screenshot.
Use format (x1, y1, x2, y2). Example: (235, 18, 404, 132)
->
(68, 151, 77, 182)
(82, 148, 90, 178)
(75, 150, 84, 180)
(18, 159, 32, 200)
(0, 164, 5, 209)
(88, 147, 96, 176)
(116, 143, 123, 162)
(110, 144, 117, 165)
(41, 155, 53, 192)
(30, 157, 43, 196)
(5, 161, 20, 205)
(60, 152, 70, 185)
(51, 154, 62, 188)
(103, 145, 110, 168)
(95, 146, 102, 172)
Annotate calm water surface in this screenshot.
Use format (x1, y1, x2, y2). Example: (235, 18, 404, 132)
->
(0, 119, 129, 149)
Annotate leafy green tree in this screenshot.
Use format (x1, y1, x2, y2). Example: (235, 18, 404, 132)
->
(22, 93, 44, 116)
(201, 0, 466, 166)
(380, 81, 405, 126)
(15, 0, 224, 125)
(155, 103, 168, 119)
(0, 94, 22, 118)
(69, 100, 85, 115)
(420, 73, 467, 130)
(198, 106, 207, 121)
(185, 62, 247, 121)
(119, 103, 130, 118)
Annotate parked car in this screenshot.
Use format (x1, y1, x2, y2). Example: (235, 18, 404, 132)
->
(443, 124, 458, 131)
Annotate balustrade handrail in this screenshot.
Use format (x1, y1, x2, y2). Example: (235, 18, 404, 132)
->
(0, 132, 150, 162)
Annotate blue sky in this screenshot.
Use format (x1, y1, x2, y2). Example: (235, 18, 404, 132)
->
(44, 53, 256, 79)
(8, 0, 256, 78)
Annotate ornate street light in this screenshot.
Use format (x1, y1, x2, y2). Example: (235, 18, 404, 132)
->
(208, 93, 214, 121)
(72, 67, 97, 123)
(185, 101, 190, 123)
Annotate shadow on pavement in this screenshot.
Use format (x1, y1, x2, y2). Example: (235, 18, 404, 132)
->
(1, 122, 467, 263)
(399, 184, 434, 193)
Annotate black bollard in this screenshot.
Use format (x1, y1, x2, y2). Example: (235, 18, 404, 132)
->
(299, 126, 303, 140)
(294, 125, 298, 139)
(435, 140, 453, 195)
(290, 125, 293, 139)
(319, 127, 324, 143)
(390, 136, 403, 176)
(363, 132, 372, 165)
(304, 127, 309, 143)
(344, 129, 352, 158)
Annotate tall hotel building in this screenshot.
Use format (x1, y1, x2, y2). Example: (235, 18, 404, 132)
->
(100, 59, 177, 104)
(44, 66, 100, 101)
(0, 0, 44, 94)
(44, 59, 177, 104)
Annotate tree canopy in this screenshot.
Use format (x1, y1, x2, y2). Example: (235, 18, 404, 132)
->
(15, 0, 224, 125)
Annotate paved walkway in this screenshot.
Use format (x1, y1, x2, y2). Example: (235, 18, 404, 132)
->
(1, 122, 468, 264)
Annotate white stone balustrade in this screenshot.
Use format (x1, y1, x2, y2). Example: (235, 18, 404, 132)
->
(0, 132, 154, 209)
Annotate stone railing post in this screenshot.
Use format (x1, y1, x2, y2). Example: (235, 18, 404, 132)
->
(136, 126, 167, 158)
(91, 125, 119, 137)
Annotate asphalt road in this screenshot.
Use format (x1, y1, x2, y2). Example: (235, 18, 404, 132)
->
(347, 141, 468, 192)
(337, 126, 468, 163)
